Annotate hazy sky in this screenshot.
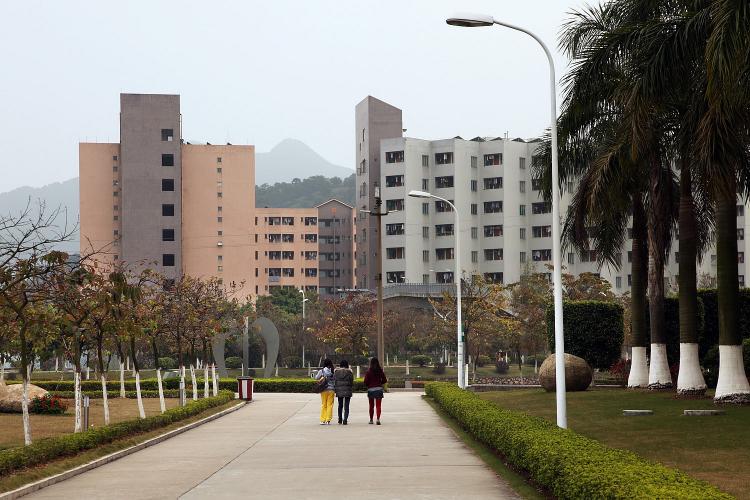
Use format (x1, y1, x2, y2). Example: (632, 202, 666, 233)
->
(0, 0, 591, 192)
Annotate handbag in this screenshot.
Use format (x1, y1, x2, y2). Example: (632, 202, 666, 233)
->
(313, 374, 329, 393)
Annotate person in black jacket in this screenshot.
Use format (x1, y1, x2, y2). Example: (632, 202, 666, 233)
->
(334, 360, 354, 425)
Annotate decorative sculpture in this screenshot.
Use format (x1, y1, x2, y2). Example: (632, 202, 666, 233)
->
(211, 316, 280, 379)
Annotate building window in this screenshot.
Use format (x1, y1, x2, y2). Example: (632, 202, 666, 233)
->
(484, 225, 503, 237)
(386, 223, 405, 235)
(483, 177, 503, 190)
(436, 248, 455, 260)
(161, 129, 174, 141)
(532, 225, 552, 238)
(471, 251, 478, 263)
(162, 178, 174, 191)
(386, 271, 405, 283)
(471, 156, 478, 168)
(161, 154, 174, 167)
(484, 249, 503, 261)
(423, 250, 429, 262)
(675, 252, 680, 264)
(520, 204, 526, 216)
(484, 272, 503, 284)
(422, 226, 429, 238)
(113, 165, 118, 172)
(113, 191, 119, 197)
(436, 271, 453, 283)
(738, 205, 745, 217)
(358, 159, 366, 174)
(532, 202, 551, 214)
(519, 181, 526, 193)
(217, 192, 223, 198)
(628, 274, 632, 286)
(435, 152, 454, 165)
(422, 202, 429, 215)
(740, 275, 746, 287)
(470, 180, 477, 192)
(435, 176, 454, 188)
(739, 228, 745, 240)
(532, 179, 543, 191)
(114, 205, 119, 211)
(162, 254, 175, 266)
(422, 179, 429, 190)
(532, 249, 552, 261)
(519, 157, 526, 169)
(580, 250, 598, 262)
(520, 252, 526, 263)
(386, 151, 404, 163)
(483, 201, 503, 213)
(386, 199, 404, 211)
(568, 253, 575, 265)
(423, 274, 430, 284)
(435, 224, 454, 236)
(435, 200, 454, 213)
(471, 204, 478, 215)
(113, 155, 118, 161)
(739, 252, 745, 264)
(304, 217, 317, 226)
(162, 229, 175, 241)
(422, 155, 429, 167)
(385, 175, 404, 187)
(616, 276, 622, 289)
(217, 266, 223, 272)
(520, 228, 526, 239)
(162, 204, 174, 216)
(484, 153, 502, 166)
(217, 167, 222, 174)
(217, 157, 222, 163)
(386, 247, 405, 259)
(113, 215, 119, 221)
(471, 227, 478, 239)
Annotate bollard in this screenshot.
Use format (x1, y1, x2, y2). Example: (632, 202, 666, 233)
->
(464, 363, 469, 387)
(83, 395, 90, 430)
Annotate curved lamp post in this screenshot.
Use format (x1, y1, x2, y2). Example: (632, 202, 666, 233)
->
(408, 190, 465, 389)
(446, 13, 567, 428)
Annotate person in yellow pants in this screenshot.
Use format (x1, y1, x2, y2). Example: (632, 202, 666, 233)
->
(316, 359, 335, 424)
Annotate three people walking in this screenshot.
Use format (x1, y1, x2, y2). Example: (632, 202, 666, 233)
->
(316, 357, 388, 426)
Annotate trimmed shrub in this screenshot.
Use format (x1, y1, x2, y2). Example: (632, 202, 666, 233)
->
(546, 301, 623, 370)
(646, 297, 705, 365)
(410, 355, 431, 367)
(158, 357, 176, 370)
(495, 360, 509, 374)
(284, 356, 303, 369)
(432, 363, 446, 375)
(29, 395, 68, 415)
(697, 289, 750, 359)
(225, 357, 242, 369)
(425, 383, 729, 499)
(253, 378, 367, 393)
(0, 391, 234, 477)
(476, 355, 491, 367)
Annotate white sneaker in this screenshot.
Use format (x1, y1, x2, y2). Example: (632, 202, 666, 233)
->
(320, 422, 326, 425)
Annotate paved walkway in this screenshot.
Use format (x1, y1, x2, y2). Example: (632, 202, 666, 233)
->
(26, 393, 518, 499)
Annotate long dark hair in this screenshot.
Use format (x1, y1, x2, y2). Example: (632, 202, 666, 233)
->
(369, 357, 384, 378)
(322, 358, 334, 372)
(339, 360, 349, 369)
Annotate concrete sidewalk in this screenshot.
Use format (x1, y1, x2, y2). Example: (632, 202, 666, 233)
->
(26, 393, 519, 499)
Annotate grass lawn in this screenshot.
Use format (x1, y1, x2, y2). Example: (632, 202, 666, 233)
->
(0, 398, 182, 450)
(478, 388, 750, 499)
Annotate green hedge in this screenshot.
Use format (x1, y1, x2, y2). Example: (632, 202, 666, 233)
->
(0, 391, 235, 477)
(14, 378, 368, 394)
(49, 390, 182, 399)
(646, 297, 705, 365)
(425, 383, 729, 499)
(697, 289, 750, 359)
(546, 301, 624, 369)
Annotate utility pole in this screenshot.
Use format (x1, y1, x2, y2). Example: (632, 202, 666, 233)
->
(361, 185, 388, 362)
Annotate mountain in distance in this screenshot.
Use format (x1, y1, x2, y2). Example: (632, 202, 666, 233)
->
(255, 138, 353, 185)
(0, 139, 355, 251)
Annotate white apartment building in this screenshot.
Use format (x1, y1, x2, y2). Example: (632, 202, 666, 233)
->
(356, 96, 749, 293)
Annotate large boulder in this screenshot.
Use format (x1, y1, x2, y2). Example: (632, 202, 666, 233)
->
(539, 353, 593, 392)
(0, 381, 49, 413)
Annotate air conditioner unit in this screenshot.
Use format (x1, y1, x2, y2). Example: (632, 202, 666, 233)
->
(217, 242, 223, 247)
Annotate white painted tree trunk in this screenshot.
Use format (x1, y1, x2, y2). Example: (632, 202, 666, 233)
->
(156, 368, 166, 413)
(714, 345, 750, 402)
(203, 365, 209, 398)
(648, 343, 672, 388)
(405, 360, 410, 375)
(119, 361, 126, 398)
(190, 365, 198, 401)
(211, 364, 218, 396)
(534, 358, 538, 374)
(21, 377, 31, 445)
(126, 356, 129, 371)
(135, 371, 145, 419)
(101, 374, 110, 425)
(676, 343, 707, 395)
(1, 362, 4, 382)
(74, 370, 82, 433)
(628, 346, 649, 388)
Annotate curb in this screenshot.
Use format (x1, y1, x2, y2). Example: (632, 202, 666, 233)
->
(0, 401, 248, 500)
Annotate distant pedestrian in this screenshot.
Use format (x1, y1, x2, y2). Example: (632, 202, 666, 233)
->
(364, 357, 388, 425)
(334, 360, 354, 425)
(316, 359, 335, 425)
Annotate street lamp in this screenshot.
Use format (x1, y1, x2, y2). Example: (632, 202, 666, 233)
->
(408, 189, 465, 389)
(446, 12, 568, 428)
(299, 289, 309, 367)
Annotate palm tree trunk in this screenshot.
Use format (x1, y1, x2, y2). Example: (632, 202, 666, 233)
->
(628, 197, 649, 388)
(714, 179, 750, 402)
(677, 163, 706, 395)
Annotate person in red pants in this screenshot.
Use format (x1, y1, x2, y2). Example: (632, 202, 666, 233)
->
(363, 357, 388, 425)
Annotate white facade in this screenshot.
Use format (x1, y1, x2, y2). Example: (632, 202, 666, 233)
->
(377, 135, 750, 292)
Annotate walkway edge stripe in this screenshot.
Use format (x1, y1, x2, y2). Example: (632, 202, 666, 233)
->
(0, 401, 248, 500)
